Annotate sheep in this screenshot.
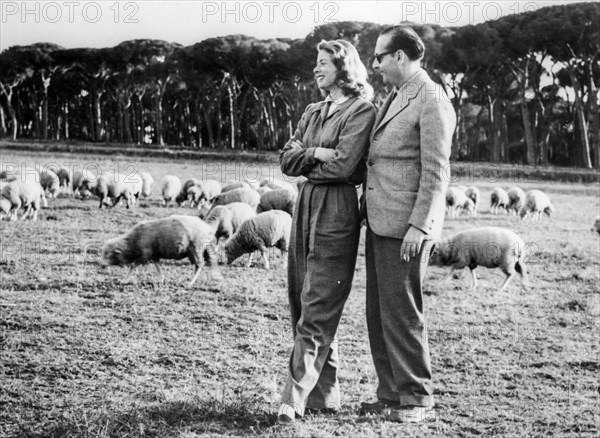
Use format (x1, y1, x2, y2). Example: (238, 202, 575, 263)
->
(507, 187, 526, 216)
(490, 187, 509, 214)
(204, 202, 257, 241)
(71, 170, 86, 198)
(0, 179, 45, 221)
(464, 186, 481, 216)
(222, 181, 250, 193)
(260, 179, 297, 193)
(429, 226, 529, 291)
(177, 178, 201, 206)
(55, 167, 72, 195)
(519, 190, 554, 221)
(160, 175, 182, 207)
(188, 179, 222, 208)
(210, 187, 261, 210)
(224, 210, 292, 269)
(79, 173, 137, 209)
(255, 186, 272, 196)
(101, 215, 221, 285)
(140, 172, 154, 198)
(446, 186, 468, 218)
(592, 216, 600, 235)
(39, 168, 61, 199)
(256, 189, 297, 216)
(462, 197, 476, 217)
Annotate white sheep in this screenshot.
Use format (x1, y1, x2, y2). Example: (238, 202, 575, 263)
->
(188, 179, 222, 208)
(39, 168, 61, 199)
(140, 171, 154, 198)
(210, 187, 261, 210)
(204, 202, 257, 241)
(80, 173, 137, 209)
(224, 210, 292, 269)
(519, 190, 554, 221)
(256, 189, 297, 216)
(0, 179, 45, 221)
(160, 175, 182, 207)
(464, 186, 480, 216)
(507, 187, 526, 216)
(429, 226, 529, 290)
(222, 181, 250, 193)
(176, 178, 201, 206)
(260, 179, 297, 193)
(55, 167, 72, 195)
(446, 186, 468, 218)
(490, 187, 509, 214)
(255, 187, 272, 196)
(101, 214, 221, 285)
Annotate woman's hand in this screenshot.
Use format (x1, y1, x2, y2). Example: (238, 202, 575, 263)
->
(314, 147, 336, 163)
(288, 139, 303, 149)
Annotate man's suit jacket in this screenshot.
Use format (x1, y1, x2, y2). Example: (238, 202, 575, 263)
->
(365, 69, 456, 240)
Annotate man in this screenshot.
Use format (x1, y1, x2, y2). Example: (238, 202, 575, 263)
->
(360, 26, 456, 423)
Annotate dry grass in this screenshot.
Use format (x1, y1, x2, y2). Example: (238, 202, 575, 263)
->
(1, 150, 599, 437)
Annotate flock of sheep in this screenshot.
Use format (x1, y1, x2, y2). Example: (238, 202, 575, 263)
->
(445, 184, 555, 220)
(1, 163, 599, 292)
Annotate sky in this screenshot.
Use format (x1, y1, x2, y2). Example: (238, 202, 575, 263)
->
(0, 0, 584, 51)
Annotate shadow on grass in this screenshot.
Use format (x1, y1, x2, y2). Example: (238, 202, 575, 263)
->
(30, 397, 276, 438)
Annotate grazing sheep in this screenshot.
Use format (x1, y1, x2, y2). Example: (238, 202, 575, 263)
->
(462, 197, 476, 217)
(446, 186, 468, 218)
(490, 187, 509, 214)
(211, 187, 261, 210)
(39, 168, 61, 199)
(56, 167, 72, 195)
(224, 210, 292, 269)
(464, 186, 480, 216)
(507, 187, 526, 216)
(256, 189, 297, 216)
(0, 179, 45, 221)
(101, 215, 221, 285)
(80, 173, 137, 209)
(592, 216, 600, 235)
(429, 226, 529, 290)
(176, 178, 202, 206)
(188, 179, 222, 208)
(255, 187, 272, 196)
(204, 202, 257, 241)
(140, 172, 154, 198)
(161, 175, 182, 207)
(260, 179, 297, 193)
(71, 170, 86, 198)
(519, 190, 554, 221)
(222, 181, 250, 193)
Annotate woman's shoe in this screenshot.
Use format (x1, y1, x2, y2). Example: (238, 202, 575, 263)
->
(277, 403, 296, 425)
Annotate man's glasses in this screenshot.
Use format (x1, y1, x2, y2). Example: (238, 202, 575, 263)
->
(373, 49, 397, 64)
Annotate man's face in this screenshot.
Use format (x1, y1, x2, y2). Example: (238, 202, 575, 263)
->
(372, 34, 402, 86)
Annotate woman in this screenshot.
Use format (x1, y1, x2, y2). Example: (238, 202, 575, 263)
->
(277, 40, 376, 425)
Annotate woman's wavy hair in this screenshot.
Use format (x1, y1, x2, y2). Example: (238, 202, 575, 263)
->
(316, 39, 374, 101)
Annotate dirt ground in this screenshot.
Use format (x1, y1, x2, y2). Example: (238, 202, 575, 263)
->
(1, 150, 598, 437)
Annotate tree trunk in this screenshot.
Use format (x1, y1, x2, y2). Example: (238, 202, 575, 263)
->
(0, 103, 6, 138)
(520, 100, 536, 165)
(569, 71, 592, 168)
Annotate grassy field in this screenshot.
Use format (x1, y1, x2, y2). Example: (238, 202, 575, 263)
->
(1, 149, 599, 437)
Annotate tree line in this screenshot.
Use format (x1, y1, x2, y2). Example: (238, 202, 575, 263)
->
(0, 2, 598, 168)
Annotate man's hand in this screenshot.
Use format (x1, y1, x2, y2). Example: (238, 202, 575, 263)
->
(400, 225, 426, 262)
(314, 147, 336, 163)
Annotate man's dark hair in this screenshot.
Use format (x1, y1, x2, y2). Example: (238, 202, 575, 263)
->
(380, 26, 425, 61)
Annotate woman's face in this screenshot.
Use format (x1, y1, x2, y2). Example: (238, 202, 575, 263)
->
(313, 50, 338, 91)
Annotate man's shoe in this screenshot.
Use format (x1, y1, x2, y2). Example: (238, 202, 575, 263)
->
(276, 404, 297, 426)
(387, 406, 436, 423)
(358, 399, 400, 415)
